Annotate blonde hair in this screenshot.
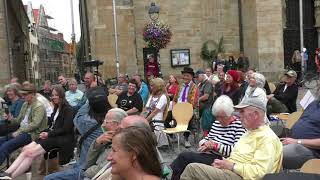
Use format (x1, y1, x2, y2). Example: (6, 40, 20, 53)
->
(150, 78, 166, 96)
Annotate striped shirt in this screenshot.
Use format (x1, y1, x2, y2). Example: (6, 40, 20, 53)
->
(204, 117, 246, 157)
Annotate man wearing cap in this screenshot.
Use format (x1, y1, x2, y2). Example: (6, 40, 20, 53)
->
(173, 67, 199, 148)
(267, 70, 298, 113)
(0, 83, 47, 165)
(180, 97, 283, 180)
(195, 70, 214, 136)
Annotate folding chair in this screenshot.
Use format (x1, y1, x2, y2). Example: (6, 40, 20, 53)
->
(107, 94, 118, 108)
(163, 102, 193, 152)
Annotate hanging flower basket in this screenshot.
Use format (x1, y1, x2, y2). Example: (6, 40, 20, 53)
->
(143, 21, 172, 50)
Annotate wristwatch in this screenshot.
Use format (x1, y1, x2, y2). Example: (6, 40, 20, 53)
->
(297, 140, 302, 144)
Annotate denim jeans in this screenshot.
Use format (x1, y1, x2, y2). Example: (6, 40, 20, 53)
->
(44, 166, 84, 180)
(0, 132, 32, 165)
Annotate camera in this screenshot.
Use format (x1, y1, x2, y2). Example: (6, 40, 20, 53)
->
(1, 102, 9, 115)
(83, 60, 103, 67)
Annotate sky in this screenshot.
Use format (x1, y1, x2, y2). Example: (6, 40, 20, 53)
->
(22, 0, 81, 42)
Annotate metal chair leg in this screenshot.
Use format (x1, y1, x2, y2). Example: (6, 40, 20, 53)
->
(177, 133, 180, 153)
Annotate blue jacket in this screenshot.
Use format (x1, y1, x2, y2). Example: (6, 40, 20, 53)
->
(73, 102, 103, 168)
(139, 82, 149, 105)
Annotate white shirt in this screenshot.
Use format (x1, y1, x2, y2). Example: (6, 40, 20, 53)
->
(146, 94, 167, 120)
(21, 107, 31, 127)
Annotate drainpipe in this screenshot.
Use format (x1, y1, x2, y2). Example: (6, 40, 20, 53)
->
(4, 0, 13, 78)
(238, 0, 244, 52)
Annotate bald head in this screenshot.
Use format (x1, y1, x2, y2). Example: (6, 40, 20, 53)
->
(119, 115, 149, 129)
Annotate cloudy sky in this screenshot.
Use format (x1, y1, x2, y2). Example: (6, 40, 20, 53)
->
(22, 0, 81, 42)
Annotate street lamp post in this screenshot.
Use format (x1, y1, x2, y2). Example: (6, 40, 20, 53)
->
(112, 0, 120, 77)
(147, 2, 162, 77)
(299, 0, 304, 79)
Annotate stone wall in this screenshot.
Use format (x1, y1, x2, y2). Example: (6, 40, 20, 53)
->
(86, 0, 137, 79)
(86, 0, 240, 79)
(0, 0, 11, 86)
(242, 0, 284, 81)
(85, 0, 284, 81)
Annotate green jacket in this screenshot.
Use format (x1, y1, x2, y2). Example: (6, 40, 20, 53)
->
(12, 98, 48, 140)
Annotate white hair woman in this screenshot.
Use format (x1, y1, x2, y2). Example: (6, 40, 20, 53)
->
(170, 95, 246, 180)
(242, 72, 267, 105)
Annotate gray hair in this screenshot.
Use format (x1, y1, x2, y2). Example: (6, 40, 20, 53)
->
(108, 108, 128, 123)
(132, 121, 152, 131)
(68, 78, 78, 85)
(212, 95, 234, 117)
(252, 72, 265, 88)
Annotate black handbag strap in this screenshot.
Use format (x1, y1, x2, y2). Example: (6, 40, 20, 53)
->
(78, 123, 100, 155)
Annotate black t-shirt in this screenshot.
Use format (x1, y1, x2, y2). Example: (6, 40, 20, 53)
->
(116, 91, 143, 113)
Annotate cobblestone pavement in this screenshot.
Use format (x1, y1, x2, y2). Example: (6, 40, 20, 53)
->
(14, 85, 319, 180)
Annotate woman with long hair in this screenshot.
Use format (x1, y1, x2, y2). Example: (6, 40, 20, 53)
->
(107, 126, 162, 180)
(220, 70, 241, 105)
(0, 85, 76, 179)
(142, 78, 169, 147)
(166, 75, 179, 100)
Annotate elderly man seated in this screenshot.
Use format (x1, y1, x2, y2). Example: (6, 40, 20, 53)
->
(83, 108, 128, 179)
(267, 70, 298, 113)
(180, 97, 283, 180)
(89, 115, 151, 180)
(281, 97, 320, 169)
(170, 95, 246, 180)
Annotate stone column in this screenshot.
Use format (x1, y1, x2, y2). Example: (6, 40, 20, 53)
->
(242, 0, 284, 81)
(314, 0, 320, 47)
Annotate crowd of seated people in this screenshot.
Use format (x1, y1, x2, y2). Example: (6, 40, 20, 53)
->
(0, 56, 319, 180)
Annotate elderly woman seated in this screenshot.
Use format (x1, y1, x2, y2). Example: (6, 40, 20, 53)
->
(170, 95, 246, 180)
(241, 72, 267, 104)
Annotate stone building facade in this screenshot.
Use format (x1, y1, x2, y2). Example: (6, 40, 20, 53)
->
(0, 0, 30, 86)
(79, 0, 317, 81)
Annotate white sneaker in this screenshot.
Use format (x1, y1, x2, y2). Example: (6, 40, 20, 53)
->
(184, 140, 191, 148)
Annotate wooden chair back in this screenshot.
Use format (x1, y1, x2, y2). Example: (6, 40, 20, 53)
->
(269, 82, 276, 93)
(286, 110, 303, 129)
(300, 159, 320, 174)
(108, 94, 118, 108)
(172, 102, 193, 130)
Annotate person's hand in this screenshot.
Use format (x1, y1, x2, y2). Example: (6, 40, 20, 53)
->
(197, 140, 215, 152)
(212, 159, 234, 170)
(2, 113, 8, 120)
(95, 131, 115, 145)
(280, 137, 298, 145)
(39, 132, 49, 140)
(267, 94, 274, 100)
(12, 131, 20, 138)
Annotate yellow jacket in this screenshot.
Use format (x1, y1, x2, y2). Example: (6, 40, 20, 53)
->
(228, 125, 283, 180)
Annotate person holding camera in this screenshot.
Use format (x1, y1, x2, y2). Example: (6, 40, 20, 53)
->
(0, 83, 47, 166)
(3, 83, 24, 119)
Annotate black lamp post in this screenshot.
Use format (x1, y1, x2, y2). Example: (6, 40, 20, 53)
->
(148, 2, 160, 21)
